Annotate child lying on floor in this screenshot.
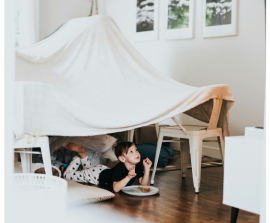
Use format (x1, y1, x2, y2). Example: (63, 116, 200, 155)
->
(63, 141, 152, 192)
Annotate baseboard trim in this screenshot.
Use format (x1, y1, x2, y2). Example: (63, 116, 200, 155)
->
(202, 146, 221, 159)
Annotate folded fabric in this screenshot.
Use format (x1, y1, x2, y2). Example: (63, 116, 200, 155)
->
(136, 143, 176, 168)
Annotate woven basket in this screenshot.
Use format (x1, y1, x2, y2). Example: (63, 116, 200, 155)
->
(12, 174, 67, 223)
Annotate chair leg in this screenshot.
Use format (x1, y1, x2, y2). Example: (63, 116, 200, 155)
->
(127, 129, 134, 142)
(20, 148, 32, 173)
(218, 133, 225, 166)
(150, 131, 164, 185)
(189, 135, 203, 194)
(14, 151, 19, 164)
(230, 207, 239, 223)
(180, 141, 189, 178)
(40, 137, 53, 176)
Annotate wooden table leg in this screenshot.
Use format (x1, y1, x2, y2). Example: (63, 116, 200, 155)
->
(230, 207, 239, 223)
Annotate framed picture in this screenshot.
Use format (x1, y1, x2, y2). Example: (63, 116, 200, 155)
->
(202, 0, 238, 38)
(165, 0, 195, 40)
(134, 0, 159, 42)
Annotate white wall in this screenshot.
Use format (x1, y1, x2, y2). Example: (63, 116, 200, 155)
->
(39, 0, 105, 40)
(20, 0, 39, 47)
(5, 0, 15, 221)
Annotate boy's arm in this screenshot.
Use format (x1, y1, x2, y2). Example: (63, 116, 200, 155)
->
(113, 165, 136, 192)
(139, 158, 152, 186)
(139, 169, 150, 186)
(113, 176, 132, 193)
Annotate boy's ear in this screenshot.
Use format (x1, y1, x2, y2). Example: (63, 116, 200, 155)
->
(118, 155, 125, 163)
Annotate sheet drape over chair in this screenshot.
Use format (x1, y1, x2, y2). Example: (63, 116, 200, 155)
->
(14, 15, 234, 139)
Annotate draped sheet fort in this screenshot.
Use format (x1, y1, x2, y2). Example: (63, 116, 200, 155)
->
(14, 15, 234, 139)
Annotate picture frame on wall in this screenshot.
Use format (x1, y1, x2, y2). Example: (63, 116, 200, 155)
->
(165, 0, 195, 40)
(202, 0, 238, 38)
(134, 0, 159, 42)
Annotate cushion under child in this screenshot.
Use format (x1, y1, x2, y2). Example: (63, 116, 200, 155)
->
(63, 141, 152, 192)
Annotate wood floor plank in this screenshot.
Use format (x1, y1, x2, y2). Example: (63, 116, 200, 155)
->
(85, 166, 259, 223)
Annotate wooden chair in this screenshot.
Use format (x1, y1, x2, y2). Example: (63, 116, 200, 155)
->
(150, 98, 225, 194)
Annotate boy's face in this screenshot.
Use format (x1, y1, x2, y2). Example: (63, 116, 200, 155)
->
(120, 145, 141, 165)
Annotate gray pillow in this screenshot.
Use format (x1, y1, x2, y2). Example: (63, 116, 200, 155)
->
(66, 180, 115, 206)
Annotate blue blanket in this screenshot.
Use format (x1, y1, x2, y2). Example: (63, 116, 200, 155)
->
(136, 143, 176, 168)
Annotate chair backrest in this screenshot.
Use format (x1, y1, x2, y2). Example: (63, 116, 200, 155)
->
(207, 98, 223, 131)
(155, 98, 223, 136)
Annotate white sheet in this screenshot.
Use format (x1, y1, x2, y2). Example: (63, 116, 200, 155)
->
(14, 15, 234, 139)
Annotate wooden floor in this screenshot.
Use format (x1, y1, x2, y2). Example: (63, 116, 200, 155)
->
(87, 166, 259, 223)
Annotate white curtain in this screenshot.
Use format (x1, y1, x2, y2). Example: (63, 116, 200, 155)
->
(19, 0, 39, 47)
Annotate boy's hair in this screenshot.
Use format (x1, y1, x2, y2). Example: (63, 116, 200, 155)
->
(113, 141, 135, 159)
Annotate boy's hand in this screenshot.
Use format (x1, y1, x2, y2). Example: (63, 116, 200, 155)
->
(127, 165, 137, 179)
(143, 158, 152, 170)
